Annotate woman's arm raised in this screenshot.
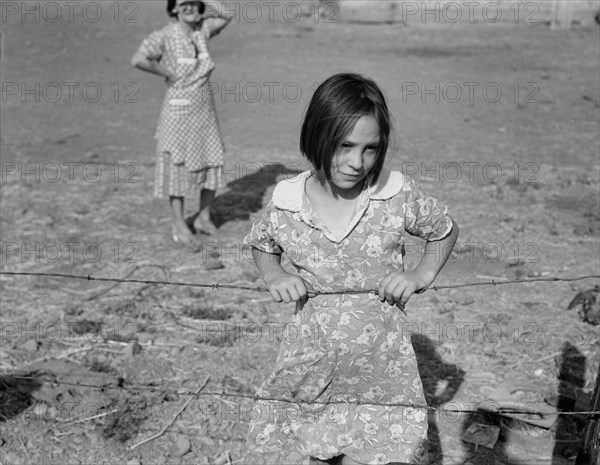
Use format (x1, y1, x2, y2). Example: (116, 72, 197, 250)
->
(204, 1, 234, 37)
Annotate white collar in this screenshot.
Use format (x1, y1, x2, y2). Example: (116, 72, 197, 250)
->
(272, 168, 406, 212)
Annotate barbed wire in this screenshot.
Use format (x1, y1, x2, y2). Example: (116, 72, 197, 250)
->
(2, 270, 599, 295)
(2, 270, 599, 422)
(5, 374, 599, 418)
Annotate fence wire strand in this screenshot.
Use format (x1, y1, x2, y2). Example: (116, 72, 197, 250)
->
(5, 374, 600, 418)
(1, 270, 599, 421)
(2, 270, 599, 295)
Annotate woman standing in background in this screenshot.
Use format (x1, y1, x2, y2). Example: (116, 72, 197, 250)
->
(132, 0, 232, 250)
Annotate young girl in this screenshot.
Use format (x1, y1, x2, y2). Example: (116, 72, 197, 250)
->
(244, 73, 459, 464)
(132, 0, 232, 250)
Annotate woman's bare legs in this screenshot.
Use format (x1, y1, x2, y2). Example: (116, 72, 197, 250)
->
(169, 196, 197, 246)
(193, 188, 218, 235)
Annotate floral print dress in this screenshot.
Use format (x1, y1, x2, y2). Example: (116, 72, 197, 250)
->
(244, 169, 453, 464)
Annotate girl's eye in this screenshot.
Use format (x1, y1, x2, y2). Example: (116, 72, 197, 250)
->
(366, 146, 379, 152)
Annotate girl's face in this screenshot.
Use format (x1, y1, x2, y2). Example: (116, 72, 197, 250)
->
(175, 0, 204, 25)
(327, 115, 380, 193)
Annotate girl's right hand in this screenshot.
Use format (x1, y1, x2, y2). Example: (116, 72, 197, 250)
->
(263, 271, 308, 303)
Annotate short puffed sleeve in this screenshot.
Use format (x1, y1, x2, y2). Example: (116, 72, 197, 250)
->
(243, 200, 283, 254)
(403, 178, 453, 241)
(137, 29, 165, 61)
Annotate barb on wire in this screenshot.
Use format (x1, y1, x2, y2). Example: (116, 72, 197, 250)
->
(1, 271, 599, 296)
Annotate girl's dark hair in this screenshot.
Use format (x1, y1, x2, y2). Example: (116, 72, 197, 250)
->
(167, 0, 205, 18)
(300, 73, 391, 184)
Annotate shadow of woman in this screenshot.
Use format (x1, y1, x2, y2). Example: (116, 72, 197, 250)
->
(211, 162, 303, 228)
(456, 342, 590, 465)
(552, 342, 587, 464)
(411, 333, 466, 464)
(575, 359, 600, 465)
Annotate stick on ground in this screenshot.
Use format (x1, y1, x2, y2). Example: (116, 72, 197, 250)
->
(129, 376, 210, 451)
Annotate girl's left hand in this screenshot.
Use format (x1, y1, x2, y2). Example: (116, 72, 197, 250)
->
(165, 72, 177, 85)
(378, 271, 431, 306)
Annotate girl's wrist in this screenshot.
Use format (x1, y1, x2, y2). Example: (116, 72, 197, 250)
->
(263, 269, 287, 285)
(419, 270, 437, 289)
(408, 267, 437, 290)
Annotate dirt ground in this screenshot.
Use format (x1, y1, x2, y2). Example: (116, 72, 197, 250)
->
(1, 1, 599, 464)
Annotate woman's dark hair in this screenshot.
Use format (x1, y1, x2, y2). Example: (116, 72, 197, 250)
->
(300, 73, 391, 184)
(167, 0, 205, 18)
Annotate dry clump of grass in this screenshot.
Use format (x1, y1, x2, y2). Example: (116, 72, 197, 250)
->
(102, 398, 149, 443)
(183, 305, 232, 321)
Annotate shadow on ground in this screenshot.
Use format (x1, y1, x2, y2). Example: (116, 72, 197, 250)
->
(0, 374, 42, 422)
(212, 162, 303, 227)
(412, 333, 466, 463)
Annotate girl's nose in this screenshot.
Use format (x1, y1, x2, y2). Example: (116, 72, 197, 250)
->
(347, 149, 363, 171)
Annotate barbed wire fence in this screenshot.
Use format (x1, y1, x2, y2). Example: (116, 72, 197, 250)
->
(2, 270, 599, 416)
(0, 268, 598, 465)
(3, 270, 599, 294)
